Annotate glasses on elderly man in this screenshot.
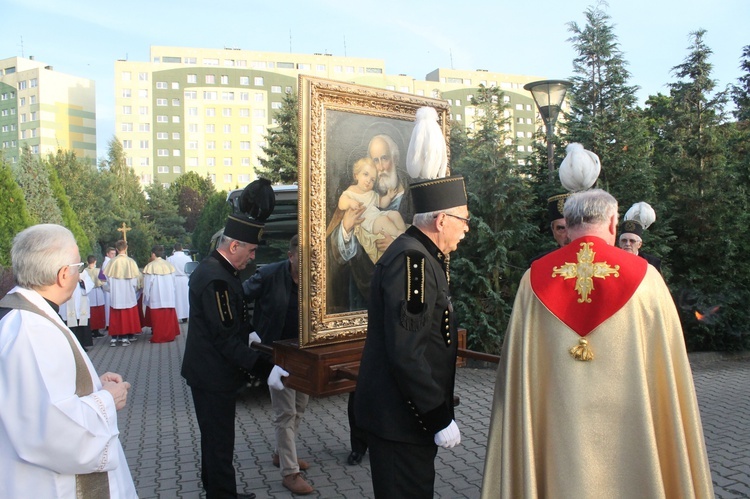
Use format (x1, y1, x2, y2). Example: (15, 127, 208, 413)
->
(435, 213, 471, 226)
(65, 262, 86, 273)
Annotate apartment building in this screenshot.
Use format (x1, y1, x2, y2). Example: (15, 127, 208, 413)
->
(0, 56, 96, 164)
(115, 46, 550, 191)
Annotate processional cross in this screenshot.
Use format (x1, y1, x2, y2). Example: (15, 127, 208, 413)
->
(117, 222, 132, 242)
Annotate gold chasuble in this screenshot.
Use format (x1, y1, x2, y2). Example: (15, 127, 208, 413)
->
(481, 236, 714, 499)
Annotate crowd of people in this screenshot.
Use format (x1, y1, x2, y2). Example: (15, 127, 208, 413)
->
(0, 135, 715, 498)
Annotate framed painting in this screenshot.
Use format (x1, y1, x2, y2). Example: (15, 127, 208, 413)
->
(298, 76, 450, 347)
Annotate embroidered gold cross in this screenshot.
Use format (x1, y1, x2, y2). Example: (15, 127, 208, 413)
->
(552, 242, 620, 303)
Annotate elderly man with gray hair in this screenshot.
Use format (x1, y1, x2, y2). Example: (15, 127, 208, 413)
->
(0, 224, 136, 498)
(482, 189, 713, 499)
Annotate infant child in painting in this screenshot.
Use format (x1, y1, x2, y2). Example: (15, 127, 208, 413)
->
(338, 157, 406, 242)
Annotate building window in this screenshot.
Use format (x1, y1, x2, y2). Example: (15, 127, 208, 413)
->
(172, 132, 180, 140)
(206, 108, 216, 117)
(223, 125, 231, 134)
(203, 58, 219, 66)
(172, 116, 180, 123)
(222, 91, 235, 101)
(209, 174, 216, 183)
(223, 108, 232, 117)
(317, 64, 326, 71)
(205, 75, 216, 84)
(139, 106, 149, 115)
(157, 166, 169, 173)
(253, 109, 266, 118)
(271, 102, 282, 109)
(139, 72, 148, 81)
(254, 76, 264, 86)
(139, 157, 150, 166)
(121, 72, 131, 82)
(122, 140, 132, 149)
(171, 82, 179, 90)
(173, 166, 182, 173)
(187, 74, 197, 84)
(240, 125, 250, 134)
(221, 75, 229, 84)
(138, 89, 148, 98)
(187, 107, 198, 116)
(238, 174, 250, 183)
(207, 157, 215, 167)
(122, 106, 132, 115)
(157, 132, 168, 139)
(240, 76, 249, 85)
(223, 158, 233, 167)
(139, 123, 151, 132)
(188, 123, 198, 133)
(224, 174, 232, 183)
(187, 141, 199, 150)
(156, 98, 168, 106)
(207, 141, 216, 150)
(241, 158, 251, 166)
(172, 149, 181, 157)
(188, 157, 198, 167)
(140, 140, 149, 149)
(156, 81, 167, 89)
(204, 91, 217, 100)
(223, 140, 232, 149)
(172, 98, 180, 106)
(240, 141, 251, 150)
(206, 124, 215, 133)
(239, 108, 250, 117)
(121, 123, 133, 132)
(185, 90, 197, 99)
(157, 115, 168, 123)
(122, 89, 131, 98)
(271, 85, 282, 94)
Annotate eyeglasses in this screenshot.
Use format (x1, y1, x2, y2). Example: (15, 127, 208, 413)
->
(65, 262, 85, 273)
(437, 213, 471, 226)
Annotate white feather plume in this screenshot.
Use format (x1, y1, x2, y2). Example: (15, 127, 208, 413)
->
(406, 107, 447, 180)
(624, 202, 656, 230)
(558, 143, 601, 192)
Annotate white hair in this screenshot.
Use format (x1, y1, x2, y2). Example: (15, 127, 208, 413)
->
(564, 189, 618, 231)
(12, 224, 78, 289)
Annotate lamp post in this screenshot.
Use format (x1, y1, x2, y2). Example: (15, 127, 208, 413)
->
(523, 79, 572, 182)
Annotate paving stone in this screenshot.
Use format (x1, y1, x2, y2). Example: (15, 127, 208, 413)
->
(87, 322, 750, 498)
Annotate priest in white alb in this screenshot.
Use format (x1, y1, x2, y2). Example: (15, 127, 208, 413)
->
(0, 224, 136, 498)
(58, 262, 95, 350)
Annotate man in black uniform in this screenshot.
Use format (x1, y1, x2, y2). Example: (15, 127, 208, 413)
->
(619, 202, 662, 274)
(355, 175, 470, 498)
(181, 213, 264, 499)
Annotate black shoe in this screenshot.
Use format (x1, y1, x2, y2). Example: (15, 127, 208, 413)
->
(347, 451, 363, 465)
(92, 331, 104, 338)
(237, 493, 256, 499)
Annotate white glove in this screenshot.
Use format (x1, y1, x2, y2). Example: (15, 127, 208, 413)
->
(248, 331, 261, 345)
(434, 420, 461, 448)
(267, 365, 289, 391)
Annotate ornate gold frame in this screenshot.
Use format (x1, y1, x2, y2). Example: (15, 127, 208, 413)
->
(298, 76, 450, 347)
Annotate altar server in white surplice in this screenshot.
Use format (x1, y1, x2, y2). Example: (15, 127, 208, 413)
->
(58, 264, 95, 350)
(167, 242, 191, 321)
(143, 244, 181, 343)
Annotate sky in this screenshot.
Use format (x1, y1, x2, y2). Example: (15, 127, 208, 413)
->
(3, 0, 748, 159)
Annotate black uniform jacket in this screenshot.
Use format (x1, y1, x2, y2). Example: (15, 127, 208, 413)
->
(181, 250, 260, 392)
(639, 252, 662, 274)
(355, 226, 457, 445)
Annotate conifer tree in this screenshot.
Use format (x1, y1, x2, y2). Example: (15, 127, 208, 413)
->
(0, 157, 33, 266)
(48, 164, 92, 258)
(257, 92, 299, 184)
(14, 144, 63, 225)
(450, 85, 537, 353)
(192, 191, 231, 259)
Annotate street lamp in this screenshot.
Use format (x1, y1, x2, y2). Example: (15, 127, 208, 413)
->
(523, 79, 572, 181)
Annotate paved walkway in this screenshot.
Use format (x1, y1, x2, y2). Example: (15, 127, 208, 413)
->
(88, 325, 750, 498)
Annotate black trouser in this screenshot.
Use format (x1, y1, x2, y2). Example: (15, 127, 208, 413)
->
(347, 391, 368, 454)
(190, 386, 238, 499)
(367, 432, 438, 499)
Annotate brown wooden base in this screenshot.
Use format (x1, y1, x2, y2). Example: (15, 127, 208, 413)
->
(271, 329, 472, 397)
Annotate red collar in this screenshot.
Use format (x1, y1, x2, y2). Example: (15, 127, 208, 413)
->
(530, 236, 647, 336)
